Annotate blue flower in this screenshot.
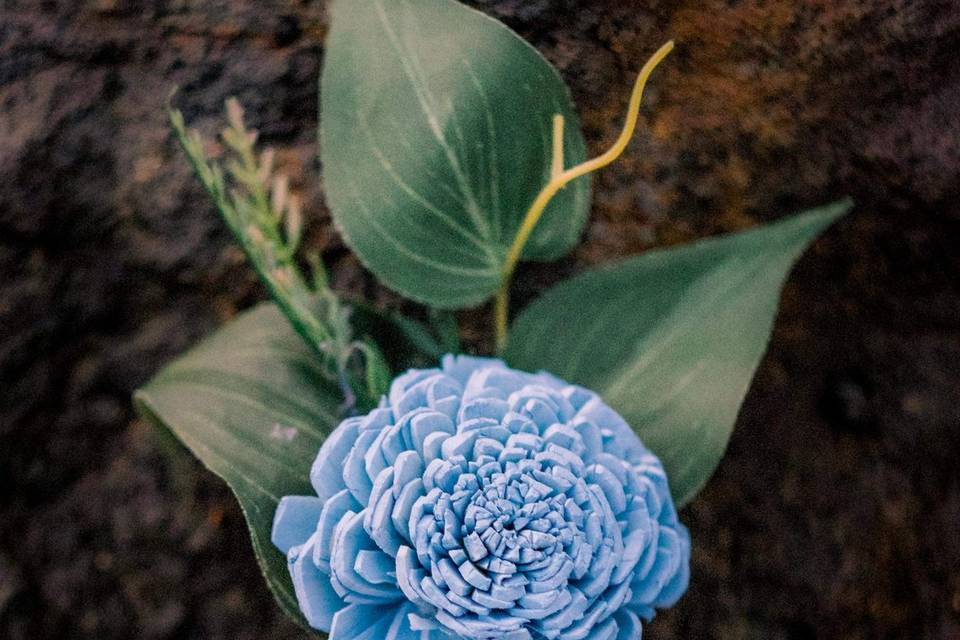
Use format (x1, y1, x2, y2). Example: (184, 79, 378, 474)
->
(272, 356, 690, 640)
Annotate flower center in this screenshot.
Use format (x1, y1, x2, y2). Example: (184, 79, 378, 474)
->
(467, 470, 564, 556)
(433, 454, 590, 603)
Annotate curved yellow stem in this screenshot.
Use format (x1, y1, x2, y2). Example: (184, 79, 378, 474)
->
(495, 40, 675, 353)
(550, 114, 565, 179)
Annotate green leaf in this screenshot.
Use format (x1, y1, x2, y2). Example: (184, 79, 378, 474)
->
(134, 303, 339, 635)
(505, 201, 851, 506)
(351, 303, 446, 368)
(429, 309, 462, 354)
(356, 338, 392, 402)
(321, 0, 591, 308)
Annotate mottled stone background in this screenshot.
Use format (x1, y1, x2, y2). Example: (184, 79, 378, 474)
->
(2, 1, 959, 638)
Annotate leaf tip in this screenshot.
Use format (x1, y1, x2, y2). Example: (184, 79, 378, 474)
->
(809, 197, 854, 228)
(131, 388, 160, 427)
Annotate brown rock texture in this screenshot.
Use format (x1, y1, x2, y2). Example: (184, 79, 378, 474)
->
(1, 1, 958, 638)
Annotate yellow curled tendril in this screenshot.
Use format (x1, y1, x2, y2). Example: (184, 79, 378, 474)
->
(495, 40, 675, 353)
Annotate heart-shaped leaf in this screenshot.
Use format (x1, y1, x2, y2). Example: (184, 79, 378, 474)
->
(505, 201, 851, 506)
(134, 304, 340, 634)
(321, 0, 590, 308)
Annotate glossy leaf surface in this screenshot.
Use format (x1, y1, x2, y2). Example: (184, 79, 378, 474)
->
(321, 0, 590, 308)
(135, 304, 339, 634)
(506, 202, 851, 505)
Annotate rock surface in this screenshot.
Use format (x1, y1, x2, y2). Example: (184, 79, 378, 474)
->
(1, 0, 958, 638)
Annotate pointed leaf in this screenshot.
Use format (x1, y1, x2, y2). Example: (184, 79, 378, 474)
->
(505, 202, 851, 506)
(321, 0, 590, 308)
(134, 304, 339, 635)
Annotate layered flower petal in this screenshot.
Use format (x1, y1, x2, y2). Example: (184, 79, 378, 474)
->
(273, 356, 690, 640)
